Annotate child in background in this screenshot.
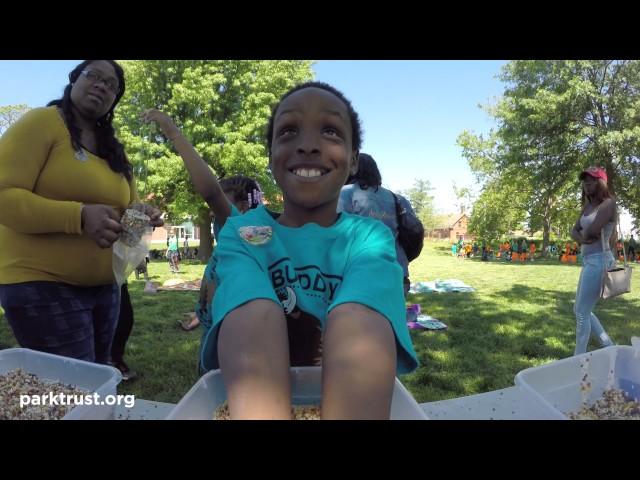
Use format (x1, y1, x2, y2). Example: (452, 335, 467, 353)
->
(529, 241, 536, 262)
(167, 229, 180, 273)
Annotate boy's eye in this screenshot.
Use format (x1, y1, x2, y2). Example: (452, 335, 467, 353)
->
(278, 126, 297, 137)
(323, 127, 340, 137)
(324, 125, 347, 139)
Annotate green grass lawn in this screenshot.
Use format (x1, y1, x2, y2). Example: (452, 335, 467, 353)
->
(1, 240, 639, 404)
(403, 241, 640, 402)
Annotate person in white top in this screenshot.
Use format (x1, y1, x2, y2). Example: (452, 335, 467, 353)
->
(570, 166, 617, 355)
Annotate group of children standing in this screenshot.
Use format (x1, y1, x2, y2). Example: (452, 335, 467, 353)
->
(496, 239, 536, 262)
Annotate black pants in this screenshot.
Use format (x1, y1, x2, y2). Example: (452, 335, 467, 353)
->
(111, 283, 134, 362)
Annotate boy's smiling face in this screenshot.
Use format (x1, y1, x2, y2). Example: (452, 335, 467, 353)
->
(269, 87, 358, 219)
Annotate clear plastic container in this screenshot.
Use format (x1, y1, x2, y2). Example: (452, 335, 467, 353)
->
(0, 348, 122, 420)
(421, 386, 562, 420)
(167, 366, 429, 420)
(515, 346, 640, 420)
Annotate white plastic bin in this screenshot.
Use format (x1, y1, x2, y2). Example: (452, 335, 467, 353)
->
(0, 348, 122, 420)
(421, 386, 562, 420)
(515, 346, 640, 420)
(167, 366, 429, 420)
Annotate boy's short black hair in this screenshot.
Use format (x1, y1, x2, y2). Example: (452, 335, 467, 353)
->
(266, 81, 363, 156)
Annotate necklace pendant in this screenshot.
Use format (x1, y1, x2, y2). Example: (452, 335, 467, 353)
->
(75, 148, 88, 162)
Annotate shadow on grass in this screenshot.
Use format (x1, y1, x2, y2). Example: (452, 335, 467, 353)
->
(402, 283, 640, 403)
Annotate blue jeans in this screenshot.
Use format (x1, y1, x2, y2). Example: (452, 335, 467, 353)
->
(0, 281, 120, 364)
(574, 251, 615, 355)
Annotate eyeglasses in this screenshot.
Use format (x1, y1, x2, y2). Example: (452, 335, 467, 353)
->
(80, 70, 120, 94)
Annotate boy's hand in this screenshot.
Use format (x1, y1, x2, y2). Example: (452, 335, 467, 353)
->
(141, 109, 180, 139)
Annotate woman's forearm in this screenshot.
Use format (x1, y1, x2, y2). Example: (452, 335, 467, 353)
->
(571, 228, 583, 244)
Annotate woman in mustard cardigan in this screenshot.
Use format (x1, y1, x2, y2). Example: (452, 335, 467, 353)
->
(0, 60, 162, 364)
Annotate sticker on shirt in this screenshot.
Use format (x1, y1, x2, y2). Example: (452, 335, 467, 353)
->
(238, 226, 272, 246)
(277, 286, 297, 315)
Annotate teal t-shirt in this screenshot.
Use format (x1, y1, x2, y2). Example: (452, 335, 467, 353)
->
(168, 236, 179, 251)
(197, 203, 240, 325)
(210, 205, 418, 374)
(213, 204, 240, 241)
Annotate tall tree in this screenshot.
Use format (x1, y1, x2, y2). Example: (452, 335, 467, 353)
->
(499, 60, 640, 229)
(459, 60, 640, 251)
(114, 60, 314, 260)
(402, 178, 437, 230)
(452, 182, 474, 215)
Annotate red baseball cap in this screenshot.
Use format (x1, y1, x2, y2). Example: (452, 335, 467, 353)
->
(579, 166, 608, 183)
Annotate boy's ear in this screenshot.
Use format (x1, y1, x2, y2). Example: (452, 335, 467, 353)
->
(349, 151, 359, 175)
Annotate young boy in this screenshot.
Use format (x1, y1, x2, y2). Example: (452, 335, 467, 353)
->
(209, 83, 418, 419)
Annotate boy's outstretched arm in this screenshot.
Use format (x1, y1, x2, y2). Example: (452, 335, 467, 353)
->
(217, 299, 292, 419)
(142, 109, 231, 223)
(321, 303, 397, 419)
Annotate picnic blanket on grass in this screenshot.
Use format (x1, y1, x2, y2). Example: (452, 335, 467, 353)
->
(409, 279, 475, 294)
(156, 279, 202, 291)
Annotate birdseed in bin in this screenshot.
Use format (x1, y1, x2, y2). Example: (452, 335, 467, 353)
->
(0, 348, 122, 420)
(515, 346, 640, 420)
(167, 366, 429, 420)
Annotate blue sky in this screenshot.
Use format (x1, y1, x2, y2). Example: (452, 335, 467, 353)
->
(313, 60, 506, 212)
(0, 60, 507, 214)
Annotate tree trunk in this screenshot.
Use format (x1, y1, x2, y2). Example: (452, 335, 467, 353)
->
(542, 218, 550, 258)
(542, 197, 552, 257)
(605, 155, 618, 248)
(198, 210, 213, 262)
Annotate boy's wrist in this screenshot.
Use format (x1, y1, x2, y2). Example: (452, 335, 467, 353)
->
(164, 125, 181, 141)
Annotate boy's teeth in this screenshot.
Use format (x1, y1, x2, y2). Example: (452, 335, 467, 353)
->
(294, 168, 323, 177)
